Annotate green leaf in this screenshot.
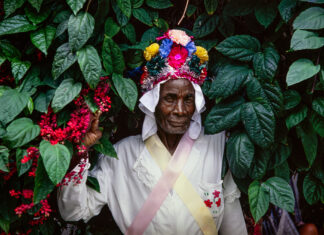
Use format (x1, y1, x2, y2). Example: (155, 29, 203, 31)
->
(262, 177, 295, 212)
(205, 97, 244, 134)
(4, 118, 40, 148)
(18, 67, 41, 96)
(131, 0, 144, 8)
(132, 8, 153, 26)
(241, 102, 275, 148)
(285, 105, 308, 129)
(223, 0, 256, 16)
(286, 58, 320, 86)
(52, 43, 77, 79)
(34, 89, 55, 113)
(216, 35, 261, 62)
(278, 0, 297, 23)
(145, 0, 172, 9)
(274, 160, 290, 182)
(117, 0, 132, 17)
(112, 73, 138, 111)
(87, 176, 101, 192)
(262, 82, 284, 116)
(254, 2, 277, 28)
(310, 112, 324, 137)
(11, 59, 31, 81)
(0, 39, 21, 59)
(186, 4, 197, 17)
(269, 142, 291, 169)
(284, 90, 301, 110)
(25, 6, 50, 25)
(140, 27, 161, 43)
(121, 23, 136, 44)
(253, 46, 280, 80)
(51, 78, 82, 112)
(303, 173, 324, 205)
(291, 30, 324, 51)
(77, 45, 102, 89)
(0, 15, 37, 36)
(312, 97, 324, 117)
(4, 0, 25, 17)
(0, 146, 9, 172)
(16, 148, 32, 176)
(27, 97, 34, 115)
(0, 89, 29, 125)
(0, 218, 9, 234)
(153, 18, 169, 31)
(30, 26, 56, 55)
(208, 64, 250, 99)
(28, 0, 43, 12)
(104, 17, 120, 37)
(204, 0, 218, 15)
(93, 133, 117, 158)
(0, 55, 5, 66)
(112, 1, 129, 26)
(102, 36, 125, 74)
(249, 150, 271, 180)
(39, 140, 72, 185)
(33, 157, 55, 204)
(293, 7, 324, 30)
(195, 39, 218, 51)
(66, 0, 87, 15)
(193, 13, 218, 38)
(248, 180, 269, 222)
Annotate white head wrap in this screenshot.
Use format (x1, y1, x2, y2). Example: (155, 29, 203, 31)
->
(139, 80, 206, 141)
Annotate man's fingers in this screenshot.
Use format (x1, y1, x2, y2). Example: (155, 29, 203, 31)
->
(91, 118, 100, 132)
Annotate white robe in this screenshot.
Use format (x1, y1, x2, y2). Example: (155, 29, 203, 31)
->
(58, 131, 247, 235)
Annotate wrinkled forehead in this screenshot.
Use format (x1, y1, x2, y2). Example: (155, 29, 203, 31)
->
(159, 78, 195, 97)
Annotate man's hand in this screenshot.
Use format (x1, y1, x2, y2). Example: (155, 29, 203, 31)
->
(83, 110, 102, 148)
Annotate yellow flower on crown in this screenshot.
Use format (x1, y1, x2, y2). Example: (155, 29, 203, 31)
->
(143, 43, 160, 61)
(194, 46, 209, 63)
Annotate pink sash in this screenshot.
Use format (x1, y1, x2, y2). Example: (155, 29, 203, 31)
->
(126, 132, 194, 235)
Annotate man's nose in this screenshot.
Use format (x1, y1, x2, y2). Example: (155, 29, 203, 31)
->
(174, 99, 185, 115)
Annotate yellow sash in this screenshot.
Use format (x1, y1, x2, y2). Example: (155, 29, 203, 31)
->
(145, 135, 218, 235)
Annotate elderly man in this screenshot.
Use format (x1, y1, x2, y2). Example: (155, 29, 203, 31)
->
(58, 29, 247, 235)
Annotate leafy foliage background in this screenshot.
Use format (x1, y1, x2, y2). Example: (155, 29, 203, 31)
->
(0, 0, 323, 234)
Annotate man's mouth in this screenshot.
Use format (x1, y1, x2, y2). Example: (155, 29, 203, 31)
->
(168, 120, 189, 127)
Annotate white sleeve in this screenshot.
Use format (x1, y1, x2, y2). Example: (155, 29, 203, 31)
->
(219, 171, 248, 235)
(57, 155, 112, 222)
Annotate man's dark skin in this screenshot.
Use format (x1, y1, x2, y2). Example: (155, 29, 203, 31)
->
(84, 78, 196, 155)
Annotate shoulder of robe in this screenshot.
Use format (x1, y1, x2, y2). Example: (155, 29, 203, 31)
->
(113, 134, 144, 162)
(197, 129, 226, 147)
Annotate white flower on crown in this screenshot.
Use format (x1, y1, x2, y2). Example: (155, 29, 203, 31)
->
(168, 29, 191, 47)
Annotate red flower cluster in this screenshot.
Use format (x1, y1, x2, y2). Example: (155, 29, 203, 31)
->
(94, 76, 112, 112)
(0, 63, 15, 85)
(20, 147, 40, 177)
(2, 162, 16, 181)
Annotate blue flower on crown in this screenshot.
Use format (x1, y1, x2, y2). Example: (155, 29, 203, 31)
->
(159, 39, 173, 58)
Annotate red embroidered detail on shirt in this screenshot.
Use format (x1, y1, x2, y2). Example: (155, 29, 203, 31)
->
(204, 199, 213, 208)
(212, 190, 220, 198)
(215, 198, 221, 207)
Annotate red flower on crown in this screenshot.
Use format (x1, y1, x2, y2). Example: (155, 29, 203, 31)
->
(168, 45, 188, 69)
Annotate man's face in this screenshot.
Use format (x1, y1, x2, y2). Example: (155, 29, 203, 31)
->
(155, 79, 195, 135)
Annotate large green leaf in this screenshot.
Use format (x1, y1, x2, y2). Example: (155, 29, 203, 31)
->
(141, 27, 161, 43)
(303, 173, 324, 205)
(296, 121, 318, 167)
(28, 0, 43, 12)
(93, 133, 118, 158)
(186, 4, 197, 17)
(208, 64, 250, 99)
(223, 0, 256, 16)
(254, 2, 277, 28)
(52, 43, 77, 79)
(34, 89, 55, 113)
(253, 46, 279, 80)
(262, 82, 284, 117)
(0, 146, 9, 172)
(249, 150, 271, 180)
(67, 0, 87, 15)
(284, 90, 301, 110)
(205, 97, 244, 134)
(112, 73, 138, 111)
(4, 118, 40, 148)
(0, 89, 29, 125)
(51, 78, 82, 112)
(30, 26, 56, 55)
(310, 112, 324, 137)
(18, 67, 41, 96)
(33, 157, 55, 204)
(262, 177, 295, 212)
(269, 142, 291, 169)
(68, 12, 95, 51)
(0, 15, 37, 36)
(11, 59, 31, 81)
(87, 176, 101, 192)
(16, 148, 32, 176)
(104, 17, 121, 37)
(112, 1, 129, 26)
(216, 35, 261, 62)
(204, 0, 218, 15)
(291, 30, 324, 51)
(132, 0, 144, 8)
(293, 7, 324, 30)
(132, 8, 153, 26)
(248, 180, 269, 222)
(117, 0, 132, 17)
(286, 58, 320, 86)
(278, 0, 297, 23)
(39, 140, 72, 185)
(193, 13, 218, 38)
(4, 0, 25, 17)
(145, 0, 172, 9)
(102, 36, 125, 74)
(226, 131, 255, 179)
(25, 5, 50, 25)
(241, 102, 275, 148)
(121, 23, 136, 44)
(285, 105, 308, 129)
(274, 160, 290, 182)
(312, 97, 324, 117)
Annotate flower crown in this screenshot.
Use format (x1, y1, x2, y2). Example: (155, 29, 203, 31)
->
(140, 29, 209, 92)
